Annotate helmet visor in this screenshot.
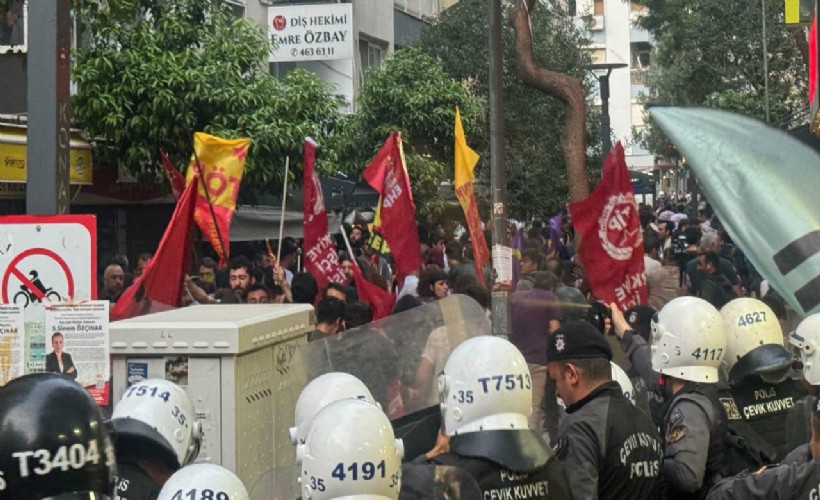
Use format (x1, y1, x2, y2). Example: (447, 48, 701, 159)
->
(42, 493, 112, 500)
(728, 344, 795, 387)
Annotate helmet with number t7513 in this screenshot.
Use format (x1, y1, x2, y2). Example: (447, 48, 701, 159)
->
(0, 373, 116, 500)
(157, 463, 249, 500)
(790, 314, 820, 385)
(290, 372, 378, 445)
(111, 379, 202, 469)
(296, 399, 403, 500)
(437, 335, 531, 436)
(720, 298, 792, 386)
(651, 296, 727, 383)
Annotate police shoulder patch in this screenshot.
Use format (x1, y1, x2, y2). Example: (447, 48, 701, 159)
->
(666, 425, 686, 444)
(720, 397, 742, 420)
(669, 407, 683, 425)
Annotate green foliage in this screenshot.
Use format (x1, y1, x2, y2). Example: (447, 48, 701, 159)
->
(73, 0, 343, 200)
(334, 46, 484, 221)
(632, 0, 807, 156)
(418, 0, 602, 219)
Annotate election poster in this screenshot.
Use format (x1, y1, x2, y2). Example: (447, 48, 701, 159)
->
(0, 304, 24, 385)
(44, 301, 110, 405)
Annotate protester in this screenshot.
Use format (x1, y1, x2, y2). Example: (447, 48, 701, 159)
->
(102, 263, 126, 303)
(246, 284, 272, 304)
(308, 297, 345, 341)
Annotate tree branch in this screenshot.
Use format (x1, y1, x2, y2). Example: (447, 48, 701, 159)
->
(509, 0, 589, 201)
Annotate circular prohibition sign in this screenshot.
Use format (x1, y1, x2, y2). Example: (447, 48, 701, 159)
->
(1, 248, 75, 304)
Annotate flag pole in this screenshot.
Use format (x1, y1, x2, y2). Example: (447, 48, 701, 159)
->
(340, 224, 356, 266)
(192, 148, 228, 263)
(277, 156, 290, 264)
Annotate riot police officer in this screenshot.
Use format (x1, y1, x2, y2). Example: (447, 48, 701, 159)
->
(611, 296, 730, 498)
(718, 298, 804, 465)
(110, 379, 203, 499)
(290, 372, 378, 445)
(0, 373, 116, 500)
(158, 464, 250, 500)
(297, 398, 404, 499)
(416, 335, 571, 499)
(784, 313, 820, 455)
(548, 321, 663, 499)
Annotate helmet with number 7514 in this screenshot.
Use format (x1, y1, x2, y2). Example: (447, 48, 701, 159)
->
(651, 296, 727, 383)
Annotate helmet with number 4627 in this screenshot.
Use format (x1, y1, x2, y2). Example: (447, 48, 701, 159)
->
(651, 296, 727, 383)
(790, 314, 820, 385)
(720, 298, 792, 386)
(111, 379, 202, 469)
(158, 463, 249, 500)
(290, 372, 378, 445)
(297, 399, 403, 500)
(437, 335, 531, 436)
(0, 373, 116, 500)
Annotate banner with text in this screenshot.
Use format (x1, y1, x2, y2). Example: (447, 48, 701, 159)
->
(268, 3, 353, 62)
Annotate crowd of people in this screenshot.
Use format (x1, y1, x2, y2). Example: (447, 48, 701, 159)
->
(6, 191, 820, 499)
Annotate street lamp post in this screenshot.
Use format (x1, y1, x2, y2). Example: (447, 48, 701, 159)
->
(584, 63, 627, 156)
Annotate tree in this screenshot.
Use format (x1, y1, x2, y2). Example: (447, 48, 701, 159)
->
(420, 0, 601, 217)
(632, 0, 808, 155)
(334, 47, 483, 221)
(73, 0, 344, 201)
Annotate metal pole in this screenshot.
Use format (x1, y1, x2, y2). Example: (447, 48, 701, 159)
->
(762, 0, 771, 123)
(489, 0, 509, 338)
(600, 73, 612, 156)
(277, 157, 290, 264)
(27, 0, 72, 215)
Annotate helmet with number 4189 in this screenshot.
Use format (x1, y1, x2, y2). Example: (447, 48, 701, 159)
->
(297, 399, 403, 500)
(112, 378, 203, 469)
(158, 463, 249, 500)
(651, 296, 727, 383)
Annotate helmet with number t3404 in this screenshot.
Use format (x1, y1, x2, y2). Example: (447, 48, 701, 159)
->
(651, 296, 728, 383)
(0, 373, 116, 500)
(720, 298, 793, 386)
(111, 379, 202, 469)
(157, 463, 249, 500)
(790, 313, 820, 385)
(296, 399, 403, 500)
(290, 372, 378, 445)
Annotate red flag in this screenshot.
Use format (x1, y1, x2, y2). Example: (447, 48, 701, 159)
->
(351, 261, 395, 320)
(810, 14, 817, 105)
(302, 138, 346, 290)
(160, 150, 186, 200)
(363, 132, 421, 288)
(568, 143, 647, 309)
(111, 175, 198, 321)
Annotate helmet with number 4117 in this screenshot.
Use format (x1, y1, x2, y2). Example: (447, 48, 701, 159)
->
(651, 297, 728, 383)
(297, 399, 403, 500)
(112, 378, 203, 469)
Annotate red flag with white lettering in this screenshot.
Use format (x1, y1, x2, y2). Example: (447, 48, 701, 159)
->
(302, 138, 346, 290)
(568, 143, 647, 309)
(351, 260, 395, 320)
(363, 132, 422, 288)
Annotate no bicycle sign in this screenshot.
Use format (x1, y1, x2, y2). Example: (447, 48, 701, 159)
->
(0, 215, 96, 307)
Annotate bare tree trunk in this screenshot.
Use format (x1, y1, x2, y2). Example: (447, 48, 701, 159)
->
(509, 0, 589, 201)
(789, 26, 809, 72)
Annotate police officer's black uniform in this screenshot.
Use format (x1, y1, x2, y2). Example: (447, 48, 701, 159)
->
(549, 321, 663, 500)
(706, 459, 820, 499)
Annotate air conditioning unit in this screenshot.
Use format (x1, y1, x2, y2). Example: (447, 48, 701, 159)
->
(590, 15, 605, 31)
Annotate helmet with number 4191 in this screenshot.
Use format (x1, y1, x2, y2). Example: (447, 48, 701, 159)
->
(651, 296, 728, 383)
(720, 298, 792, 386)
(158, 463, 249, 500)
(297, 399, 403, 500)
(112, 378, 203, 469)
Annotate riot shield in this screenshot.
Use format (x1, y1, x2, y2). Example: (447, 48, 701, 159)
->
(272, 295, 490, 499)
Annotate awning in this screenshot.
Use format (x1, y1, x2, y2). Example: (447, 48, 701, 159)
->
(0, 124, 93, 184)
(230, 205, 344, 241)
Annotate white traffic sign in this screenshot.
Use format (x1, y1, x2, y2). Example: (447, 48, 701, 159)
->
(0, 215, 96, 307)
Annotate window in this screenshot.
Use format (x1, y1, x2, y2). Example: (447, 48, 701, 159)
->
(222, 0, 245, 18)
(593, 0, 604, 16)
(359, 38, 384, 74)
(632, 42, 651, 69)
(0, 0, 27, 54)
(590, 48, 606, 64)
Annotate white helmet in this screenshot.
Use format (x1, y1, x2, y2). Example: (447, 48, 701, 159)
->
(158, 464, 249, 500)
(297, 399, 403, 500)
(720, 298, 792, 386)
(790, 314, 820, 385)
(611, 362, 635, 404)
(651, 297, 727, 383)
(112, 379, 203, 468)
(291, 372, 378, 445)
(438, 336, 530, 436)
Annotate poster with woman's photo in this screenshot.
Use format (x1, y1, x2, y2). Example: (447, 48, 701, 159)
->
(44, 301, 110, 405)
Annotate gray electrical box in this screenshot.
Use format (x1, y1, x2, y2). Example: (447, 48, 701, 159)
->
(109, 304, 314, 500)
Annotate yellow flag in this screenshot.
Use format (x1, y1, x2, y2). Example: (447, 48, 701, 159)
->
(185, 132, 250, 209)
(454, 107, 480, 188)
